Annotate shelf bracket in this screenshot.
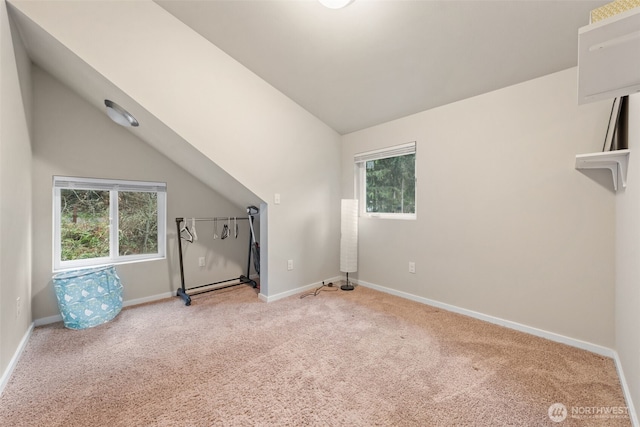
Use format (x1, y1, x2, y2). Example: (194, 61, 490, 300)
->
(575, 149, 630, 191)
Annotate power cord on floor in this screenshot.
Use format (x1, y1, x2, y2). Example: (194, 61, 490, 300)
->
(299, 281, 338, 299)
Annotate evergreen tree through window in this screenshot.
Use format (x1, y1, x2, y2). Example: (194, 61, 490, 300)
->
(355, 142, 416, 219)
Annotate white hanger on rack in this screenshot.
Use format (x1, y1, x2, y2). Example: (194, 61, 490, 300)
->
(191, 218, 198, 241)
(180, 220, 193, 243)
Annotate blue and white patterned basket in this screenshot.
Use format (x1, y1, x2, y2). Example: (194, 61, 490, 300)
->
(52, 265, 123, 330)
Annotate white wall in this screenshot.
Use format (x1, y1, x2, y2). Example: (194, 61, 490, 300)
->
(615, 93, 639, 422)
(31, 66, 255, 320)
(342, 68, 616, 348)
(0, 0, 32, 383)
(9, 0, 342, 299)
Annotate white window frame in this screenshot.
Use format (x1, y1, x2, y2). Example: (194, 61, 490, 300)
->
(53, 176, 167, 271)
(354, 141, 417, 220)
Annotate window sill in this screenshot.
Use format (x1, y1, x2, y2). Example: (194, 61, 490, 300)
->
(54, 255, 165, 273)
(364, 213, 416, 220)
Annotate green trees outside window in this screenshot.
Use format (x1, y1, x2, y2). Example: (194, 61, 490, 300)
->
(60, 189, 110, 261)
(60, 190, 159, 261)
(118, 192, 158, 256)
(54, 177, 166, 270)
(365, 153, 416, 214)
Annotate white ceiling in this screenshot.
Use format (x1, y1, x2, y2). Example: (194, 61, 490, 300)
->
(7, 0, 609, 207)
(8, 0, 261, 208)
(156, 0, 608, 135)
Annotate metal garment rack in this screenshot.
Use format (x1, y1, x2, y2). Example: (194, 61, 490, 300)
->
(175, 217, 257, 306)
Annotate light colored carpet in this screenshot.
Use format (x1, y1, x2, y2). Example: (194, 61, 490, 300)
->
(0, 284, 631, 426)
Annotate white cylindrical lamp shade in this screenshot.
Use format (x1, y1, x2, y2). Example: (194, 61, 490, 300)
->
(340, 199, 358, 273)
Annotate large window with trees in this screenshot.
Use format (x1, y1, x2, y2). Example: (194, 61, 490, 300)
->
(355, 142, 416, 219)
(53, 176, 166, 271)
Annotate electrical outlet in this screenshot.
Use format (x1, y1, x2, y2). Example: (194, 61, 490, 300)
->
(287, 259, 294, 271)
(16, 297, 21, 319)
(409, 262, 416, 274)
(198, 257, 206, 267)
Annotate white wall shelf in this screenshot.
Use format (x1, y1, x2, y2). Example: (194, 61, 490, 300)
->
(575, 149, 630, 191)
(577, 7, 640, 104)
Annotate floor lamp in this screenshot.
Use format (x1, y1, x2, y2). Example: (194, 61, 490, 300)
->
(340, 199, 358, 291)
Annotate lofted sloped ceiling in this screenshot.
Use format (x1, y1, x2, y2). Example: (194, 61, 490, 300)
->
(6, 0, 608, 204)
(7, 0, 348, 297)
(156, 0, 608, 135)
(8, 0, 608, 140)
(7, 0, 262, 209)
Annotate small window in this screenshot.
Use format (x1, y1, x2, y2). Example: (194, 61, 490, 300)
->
(53, 176, 166, 271)
(355, 142, 416, 219)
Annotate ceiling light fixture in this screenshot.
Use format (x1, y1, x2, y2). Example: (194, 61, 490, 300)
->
(318, 0, 354, 9)
(104, 99, 139, 127)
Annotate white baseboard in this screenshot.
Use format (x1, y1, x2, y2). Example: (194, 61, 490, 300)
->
(353, 278, 639, 421)
(33, 313, 63, 327)
(14, 276, 639, 423)
(0, 323, 34, 396)
(34, 291, 176, 326)
(353, 277, 615, 358)
(613, 351, 639, 427)
(8, 290, 177, 396)
(122, 291, 174, 308)
(260, 276, 343, 303)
